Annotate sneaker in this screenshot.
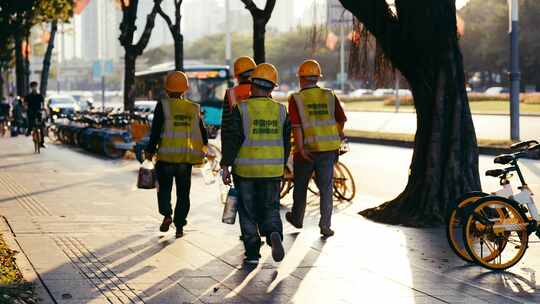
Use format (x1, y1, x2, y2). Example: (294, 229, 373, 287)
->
(175, 227, 184, 238)
(270, 232, 285, 262)
(320, 227, 335, 237)
(243, 258, 259, 265)
(159, 217, 173, 232)
(40, 144, 46, 148)
(285, 212, 303, 229)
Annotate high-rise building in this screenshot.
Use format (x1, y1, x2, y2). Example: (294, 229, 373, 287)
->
(182, 0, 223, 43)
(267, 0, 296, 32)
(326, 0, 353, 25)
(80, 0, 122, 62)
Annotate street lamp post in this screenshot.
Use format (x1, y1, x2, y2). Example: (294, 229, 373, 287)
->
(509, 0, 520, 141)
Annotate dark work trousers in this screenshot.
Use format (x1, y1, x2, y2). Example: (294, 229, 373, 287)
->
(27, 112, 45, 144)
(155, 161, 192, 228)
(291, 151, 337, 229)
(235, 176, 283, 259)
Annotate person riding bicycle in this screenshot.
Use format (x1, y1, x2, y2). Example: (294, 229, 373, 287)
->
(285, 60, 347, 237)
(25, 81, 46, 148)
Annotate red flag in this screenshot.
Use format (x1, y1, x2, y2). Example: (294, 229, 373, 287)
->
(74, 0, 91, 14)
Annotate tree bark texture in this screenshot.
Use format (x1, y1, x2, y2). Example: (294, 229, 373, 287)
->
(119, 0, 159, 111)
(339, 0, 481, 226)
(14, 35, 25, 97)
(241, 0, 276, 64)
(156, 0, 184, 71)
(40, 20, 58, 96)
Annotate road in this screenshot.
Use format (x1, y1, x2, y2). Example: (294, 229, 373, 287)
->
(1, 137, 540, 303)
(344, 111, 540, 141)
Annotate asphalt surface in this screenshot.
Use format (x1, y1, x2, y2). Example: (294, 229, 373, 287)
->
(1, 137, 540, 303)
(344, 112, 540, 141)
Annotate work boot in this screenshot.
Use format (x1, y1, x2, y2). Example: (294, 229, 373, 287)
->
(159, 216, 173, 232)
(320, 227, 335, 238)
(175, 227, 184, 238)
(270, 232, 285, 262)
(285, 212, 303, 229)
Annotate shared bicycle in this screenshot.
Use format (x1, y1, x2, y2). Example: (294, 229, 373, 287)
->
(447, 140, 540, 270)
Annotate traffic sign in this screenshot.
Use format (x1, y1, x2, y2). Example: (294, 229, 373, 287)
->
(92, 60, 113, 81)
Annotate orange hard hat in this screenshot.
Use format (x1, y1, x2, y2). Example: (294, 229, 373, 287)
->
(250, 63, 279, 88)
(298, 59, 322, 77)
(165, 71, 189, 93)
(234, 56, 257, 78)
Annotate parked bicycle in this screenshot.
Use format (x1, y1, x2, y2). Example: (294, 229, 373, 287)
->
(280, 141, 356, 202)
(446, 140, 538, 263)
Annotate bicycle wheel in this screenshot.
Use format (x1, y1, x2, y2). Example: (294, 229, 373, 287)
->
(333, 162, 356, 201)
(446, 192, 488, 263)
(463, 197, 529, 270)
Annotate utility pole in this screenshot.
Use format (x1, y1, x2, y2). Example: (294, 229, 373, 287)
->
(339, 20, 345, 92)
(225, 0, 232, 68)
(509, 0, 520, 141)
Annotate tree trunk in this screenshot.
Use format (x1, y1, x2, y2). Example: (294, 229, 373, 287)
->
(174, 34, 184, 71)
(253, 20, 266, 64)
(15, 35, 25, 97)
(40, 20, 58, 96)
(0, 70, 4, 101)
(123, 52, 136, 111)
(24, 34, 30, 95)
(341, 0, 481, 226)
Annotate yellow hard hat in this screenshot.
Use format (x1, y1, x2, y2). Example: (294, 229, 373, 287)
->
(234, 56, 257, 78)
(165, 71, 189, 93)
(298, 59, 322, 77)
(251, 63, 278, 88)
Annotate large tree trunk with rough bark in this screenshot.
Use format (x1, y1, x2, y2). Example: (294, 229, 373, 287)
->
(123, 53, 136, 111)
(40, 20, 58, 96)
(119, 0, 158, 111)
(14, 35, 25, 97)
(174, 36, 183, 71)
(241, 0, 276, 64)
(340, 0, 481, 226)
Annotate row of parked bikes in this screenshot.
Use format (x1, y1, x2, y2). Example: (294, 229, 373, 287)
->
(447, 140, 540, 270)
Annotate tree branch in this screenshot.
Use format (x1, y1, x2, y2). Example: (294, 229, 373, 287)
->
(339, 0, 408, 73)
(134, 2, 159, 55)
(155, 0, 174, 35)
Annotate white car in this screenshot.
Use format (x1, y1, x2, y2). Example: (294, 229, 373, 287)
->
(349, 89, 374, 97)
(485, 87, 509, 95)
(47, 95, 81, 116)
(373, 88, 396, 97)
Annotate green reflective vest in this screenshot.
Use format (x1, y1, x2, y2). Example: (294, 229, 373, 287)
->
(292, 88, 341, 152)
(157, 98, 205, 164)
(233, 97, 286, 178)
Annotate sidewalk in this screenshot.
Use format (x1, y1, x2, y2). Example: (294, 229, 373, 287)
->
(1, 137, 540, 303)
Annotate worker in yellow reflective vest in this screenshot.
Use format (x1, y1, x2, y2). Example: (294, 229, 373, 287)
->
(221, 56, 256, 158)
(145, 71, 209, 238)
(286, 60, 347, 237)
(221, 63, 291, 264)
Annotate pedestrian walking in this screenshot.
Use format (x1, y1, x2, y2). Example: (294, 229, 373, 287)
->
(221, 63, 291, 264)
(221, 56, 256, 144)
(145, 71, 209, 238)
(25, 81, 45, 147)
(285, 60, 347, 237)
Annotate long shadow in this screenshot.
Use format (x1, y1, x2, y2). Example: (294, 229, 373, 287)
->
(0, 161, 44, 170)
(0, 178, 102, 204)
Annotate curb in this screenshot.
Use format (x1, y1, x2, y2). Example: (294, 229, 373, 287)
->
(347, 136, 510, 156)
(344, 109, 540, 117)
(0, 216, 55, 304)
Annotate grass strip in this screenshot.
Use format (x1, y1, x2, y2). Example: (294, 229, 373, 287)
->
(0, 233, 35, 303)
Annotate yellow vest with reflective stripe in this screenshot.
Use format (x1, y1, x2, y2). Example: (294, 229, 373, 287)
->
(293, 88, 341, 152)
(233, 97, 286, 178)
(157, 98, 205, 164)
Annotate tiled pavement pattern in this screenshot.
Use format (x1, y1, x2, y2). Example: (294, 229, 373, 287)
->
(1, 137, 540, 303)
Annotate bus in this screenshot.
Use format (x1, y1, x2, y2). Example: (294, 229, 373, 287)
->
(135, 62, 232, 133)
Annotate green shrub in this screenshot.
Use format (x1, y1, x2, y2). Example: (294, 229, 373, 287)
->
(383, 95, 414, 106)
(468, 93, 509, 102)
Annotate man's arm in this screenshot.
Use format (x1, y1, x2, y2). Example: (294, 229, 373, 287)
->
(334, 94, 347, 139)
(199, 117, 208, 146)
(220, 105, 244, 167)
(289, 95, 312, 161)
(283, 114, 292, 166)
(145, 101, 164, 155)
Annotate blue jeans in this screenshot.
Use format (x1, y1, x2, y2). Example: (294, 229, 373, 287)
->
(291, 151, 337, 229)
(235, 176, 283, 259)
(155, 161, 192, 228)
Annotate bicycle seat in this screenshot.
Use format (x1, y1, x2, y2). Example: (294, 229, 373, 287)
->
(511, 140, 539, 151)
(485, 169, 505, 177)
(494, 154, 514, 165)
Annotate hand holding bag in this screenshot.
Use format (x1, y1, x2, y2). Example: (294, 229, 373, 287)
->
(137, 160, 156, 189)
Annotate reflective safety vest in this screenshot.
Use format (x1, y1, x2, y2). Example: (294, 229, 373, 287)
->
(157, 98, 205, 164)
(233, 97, 287, 178)
(292, 88, 341, 152)
(226, 83, 251, 111)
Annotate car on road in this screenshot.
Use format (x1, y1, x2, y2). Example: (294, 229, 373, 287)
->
(484, 87, 509, 95)
(47, 95, 81, 117)
(373, 88, 395, 96)
(134, 100, 157, 122)
(349, 89, 374, 97)
(70, 91, 94, 111)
